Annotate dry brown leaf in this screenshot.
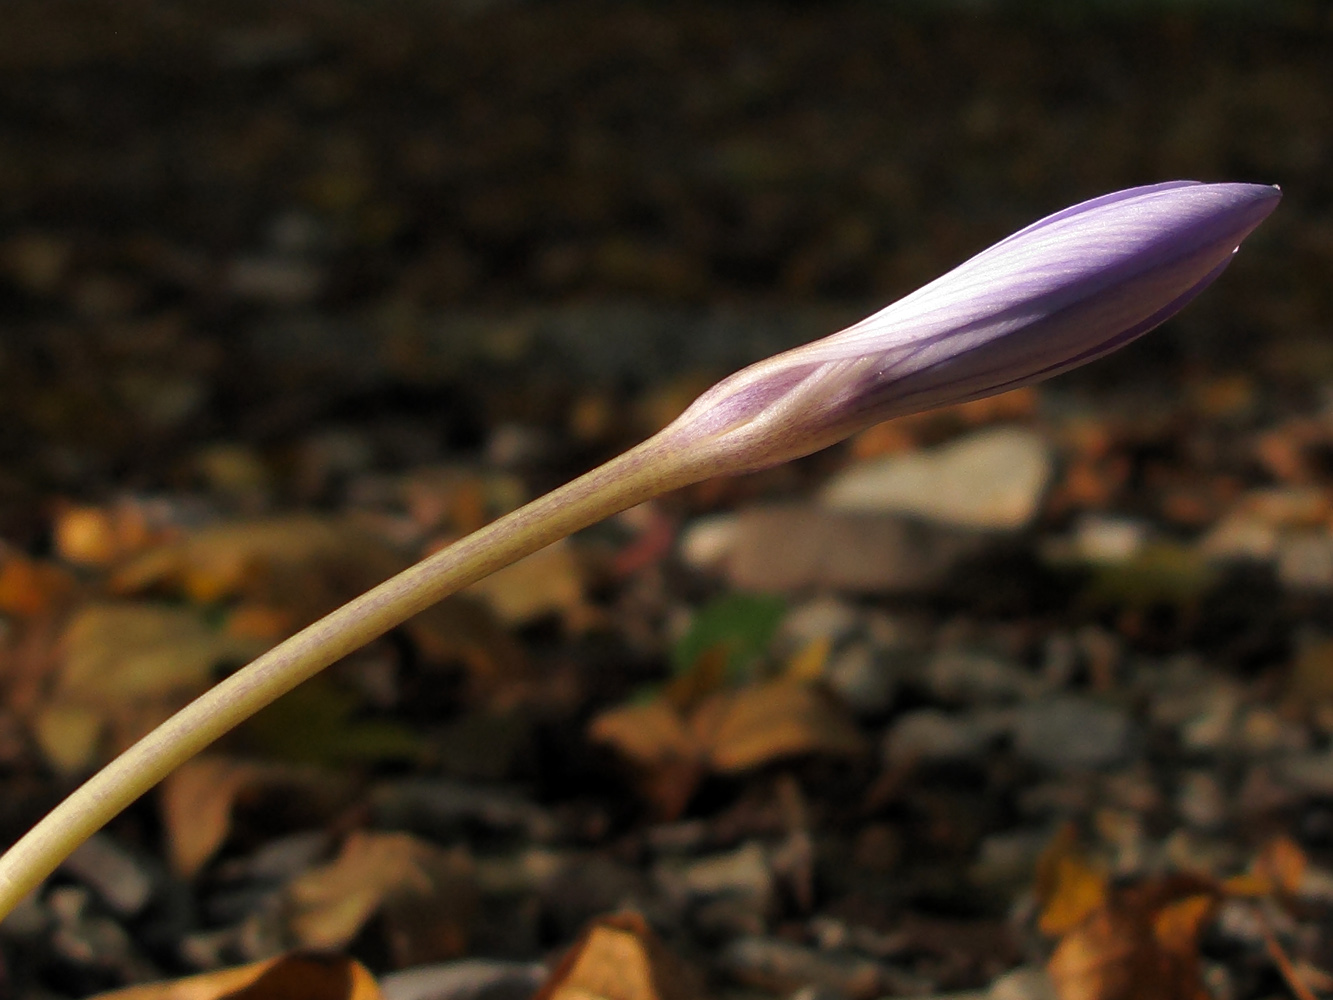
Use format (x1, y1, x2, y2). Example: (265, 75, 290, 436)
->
(54, 502, 159, 568)
(1223, 835, 1309, 899)
(1257, 834, 1308, 895)
(784, 636, 832, 683)
(33, 602, 265, 774)
(159, 757, 272, 878)
(110, 515, 402, 614)
(1048, 875, 1218, 1000)
(462, 538, 587, 628)
(0, 552, 75, 618)
(705, 679, 868, 774)
(404, 596, 532, 704)
(535, 911, 707, 1000)
(592, 680, 866, 816)
(284, 831, 476, 966)
(588, 699, 706, 820)
(88, 952, 382, 1000)
(1036, 825, 1109, 937)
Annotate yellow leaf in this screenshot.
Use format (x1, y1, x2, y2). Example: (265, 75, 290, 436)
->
(284, 831, 475, 966)
(536, 912, 707, 1000)
(159, 757, 269, 878)
(1036, 826, 1109, 937)
(785, 636, 832, 683)
(463, 538, 585, 627)
(706, 679, 867, 773)
(87, 952, 382, 1000)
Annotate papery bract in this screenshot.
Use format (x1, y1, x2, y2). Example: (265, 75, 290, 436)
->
(666, 181, 1280, 473)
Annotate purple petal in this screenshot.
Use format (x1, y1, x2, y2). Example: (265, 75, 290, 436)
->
(666, 181, 1280, 472)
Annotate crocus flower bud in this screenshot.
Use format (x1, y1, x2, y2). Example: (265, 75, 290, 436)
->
(664, 181, 1280, 475)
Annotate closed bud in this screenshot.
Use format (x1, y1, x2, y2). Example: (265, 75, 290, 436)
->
(664, 181, 1280, 474)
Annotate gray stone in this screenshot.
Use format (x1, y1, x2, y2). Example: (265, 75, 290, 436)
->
(724, 504, 986, 594)
(380, 960, 547, 1000)
(884, 708, 1010, 764)
(818, 427, 1053, 531)
(655, 841, 773, 912)
(826, 642, 897, 716)
(1012, 697, 1132, 770)
(1177, 771, 1228, 830)
(720, 936, 904, 999)
(61, 833, 154, 916)
(781, 598, 863, 648)
(924, 650, 1042, 703)
(990, 967, 1059, 1000)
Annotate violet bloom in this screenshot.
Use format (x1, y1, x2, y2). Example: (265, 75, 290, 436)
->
(665, 181, 1280, 475)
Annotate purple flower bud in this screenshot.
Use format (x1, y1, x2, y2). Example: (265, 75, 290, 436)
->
(665, 181, 1280, 474)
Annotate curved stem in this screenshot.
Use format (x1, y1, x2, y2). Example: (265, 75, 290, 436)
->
(0, 433, 701, 919)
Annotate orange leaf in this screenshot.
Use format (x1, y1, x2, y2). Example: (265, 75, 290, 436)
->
(0, 553, 74, 618)
(1258, 835, 1307, 896)
(87, 952, 382, 1000)
(535, 912, 707, 1000)
(159, 757, 269, 878)
(1036, 825, 1108, 937)
(284, 831, 476, 966)
(705, 679, 867, 774)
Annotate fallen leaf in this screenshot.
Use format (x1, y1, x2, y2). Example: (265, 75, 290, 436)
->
(1047, 875, 1218, 1000)
(784, 636, 832, 683)
(1257, 835, 1308, 896)
(592, 679, 866, 815)
(463, 538, 587, 628)
(284, 831, 476, 966)
(1036, 825, 1109, 936)
(54, 501, 159, 568)
(535, 911, 706, 1000)
(0, 552, 75, 618)
(588, 699, 705, 820)
(705, 679, 868, 774)
(88, 952, 382, 1000)
(110, 515, 402, 616)
(32, 602, 265, 773)
(1224, 835, 1308, 898)
(403, 596, 532, 705)
(159, 757, 302, 878)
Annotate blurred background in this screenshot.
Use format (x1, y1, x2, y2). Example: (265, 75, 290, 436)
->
(0, 0, 1325, 537)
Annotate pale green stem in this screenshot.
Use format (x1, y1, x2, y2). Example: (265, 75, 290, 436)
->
(0, 431, 709, 920)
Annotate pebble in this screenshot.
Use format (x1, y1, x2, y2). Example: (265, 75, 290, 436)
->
(61, 833, 154, 917)
(654, 841, 774, 912)
(970, 829, 1049, 889)
(719, 936, 906, 1000)
(1275, 751, 1333, 797)
(1011, 697, 1132, 770)
(818, 427, 1053, 531)
(678, 513, 741, 571)
(990, 967, 1059, 1000)
(227, 257, 324, 305)
(723, 504, 986, 594)
(924, 649, 1043, 703)
(371, 779, 558, 841)
(1200, 514, 1278, 562)
(379, 959, 548, 1000)
(825, 641, 897, 717)
(780, 597, 863, 648)
(1278, 532, 1333, 590)
(1176, 770, 1228, 830)
(883, 708, 1010, 765)
(1072, 514, 1148, 564)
